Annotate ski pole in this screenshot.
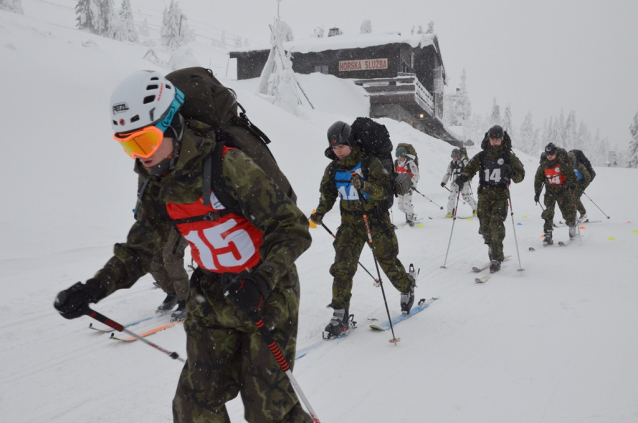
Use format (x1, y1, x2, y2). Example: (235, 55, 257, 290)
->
(440, 189, 461, 269)
(583, 192, 610, 219)
(352, 177, 400, 345)
(317, 220, 381, 286)
(441, 185, 452, 192)
(411, 187, 444, 209)
(250, 313, 321, 422)
(84, 307, 185, 362)
(507, 194, 524, 272)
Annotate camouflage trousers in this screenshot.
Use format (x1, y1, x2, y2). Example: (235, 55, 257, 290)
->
(173, 267, 312, 423)
(476, 187, 509, 262)
(447, 182, 477, 215)
(150, 229, 190, 301)
(329, 211, 412, 311)
(574, 185, 587, 216)
(542, 188, 576, 231)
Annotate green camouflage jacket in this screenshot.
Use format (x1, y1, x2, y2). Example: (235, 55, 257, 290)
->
(462, 145, 525, 194)
(534, 148, 577, 195)
(315, 145, 391, 217)
(91, 119, 311, 300)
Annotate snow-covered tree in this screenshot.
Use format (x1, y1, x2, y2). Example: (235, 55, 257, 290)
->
(360, 20, 372, 34)
(244, 38, 250, 47)
(161, 0, 194, 51)
(564, 111, 577, 150)
(519, 111, 535, 154)
(139, 18, 150, 37)
(220, 30, 227, 49)
(489, 99, 501, 127)
(416, 25, 424, 34)
(76, 0, 101, 33)
(426, 21, 434, 34)
(234, 36, 243, 48)
(627, 112, 638, 168)
(502, 104, 512, 133)
(0, 0, 24, 14)
(118, 0, 139, 42)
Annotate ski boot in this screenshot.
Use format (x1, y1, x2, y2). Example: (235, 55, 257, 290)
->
(568, 226, 577, 239)
(578, 214, 588, 223)
(323, 309, 350, 339)
(156, 293, 177, 313)
(170, 300, 186, 322)
(406, 213, 415, 227)
(401, 273, 416, 314)
(489, 260, 502, 273)
(543, 230, 553, 246)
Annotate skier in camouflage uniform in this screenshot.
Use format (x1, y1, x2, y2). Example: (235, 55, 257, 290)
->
(441, 148, 477, 217)
(454, 125, 525, 273)
(148, 227, 189, 320)
(137, 172, 191, 320)
(534, 143, 578, 244)
(310, 121, 416, 338)
(54, 70, 313, 423)
(568, 151, 592, 222)
(394, 146, 420, 226)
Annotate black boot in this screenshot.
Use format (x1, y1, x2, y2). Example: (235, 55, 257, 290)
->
(170, 300, 186, 321)
(400, 274, 416, 314)
(543, 230, 553, 246)
(489, 260, 501, 273)
(323, 309, 349, 338)
(156, 293, 177, 313)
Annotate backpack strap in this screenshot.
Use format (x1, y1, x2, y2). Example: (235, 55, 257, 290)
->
(206, 129, 241, 214)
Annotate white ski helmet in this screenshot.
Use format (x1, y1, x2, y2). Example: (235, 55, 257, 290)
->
(110, 70, 179, 133)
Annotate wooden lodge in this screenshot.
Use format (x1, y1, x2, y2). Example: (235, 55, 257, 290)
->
(230, 32, 462, 146)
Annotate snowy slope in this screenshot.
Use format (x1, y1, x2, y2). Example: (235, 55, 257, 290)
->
(2, 6, 638, 423)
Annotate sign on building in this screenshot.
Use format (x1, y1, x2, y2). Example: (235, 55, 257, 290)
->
(339, 58, 388, 72)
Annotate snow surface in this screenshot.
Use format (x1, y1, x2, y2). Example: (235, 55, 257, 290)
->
(2, 5, 638, 423)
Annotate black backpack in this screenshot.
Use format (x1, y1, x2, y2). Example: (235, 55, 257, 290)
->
(164, 67, 297, 214)
(570, 149, 596, 181)
(325, 117, 401, 209)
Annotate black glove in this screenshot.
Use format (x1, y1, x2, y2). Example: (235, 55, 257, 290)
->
(54, 279, 104, 319)
(502, 164, 513, 179)
(454, 175, 468, 190)
(534, 194, 540, 204)
(223, 271, 270, 315)
(350, 174, 364, 190)
(440, 182, 446, 187)
(310, 213, 322, 225)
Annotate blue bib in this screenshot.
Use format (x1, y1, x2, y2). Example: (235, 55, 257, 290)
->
(335, 162, 370, 201)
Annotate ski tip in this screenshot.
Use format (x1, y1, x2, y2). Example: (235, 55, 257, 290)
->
(370, 325, 386, 331)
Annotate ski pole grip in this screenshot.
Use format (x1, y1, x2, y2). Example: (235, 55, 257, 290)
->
(86, 308, 124, 332)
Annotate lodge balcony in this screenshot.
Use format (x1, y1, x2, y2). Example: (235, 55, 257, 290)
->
(353, 73, 461, 146)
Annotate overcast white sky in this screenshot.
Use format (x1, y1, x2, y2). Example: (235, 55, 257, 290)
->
(178, 0, 638, 150)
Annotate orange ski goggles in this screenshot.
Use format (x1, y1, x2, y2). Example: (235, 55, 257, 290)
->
(113, 126, 165, 159)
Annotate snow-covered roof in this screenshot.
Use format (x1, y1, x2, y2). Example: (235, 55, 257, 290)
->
(232, 32, 437, 54)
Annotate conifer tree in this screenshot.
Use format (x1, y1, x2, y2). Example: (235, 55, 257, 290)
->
(489, 98, 501, 127)
(360, 20, 372, 34)
(161, 0, 193, 50)
(119, 0, 139, 42)
(627, 112, 638, 168)
(0, 0, 24, 14)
